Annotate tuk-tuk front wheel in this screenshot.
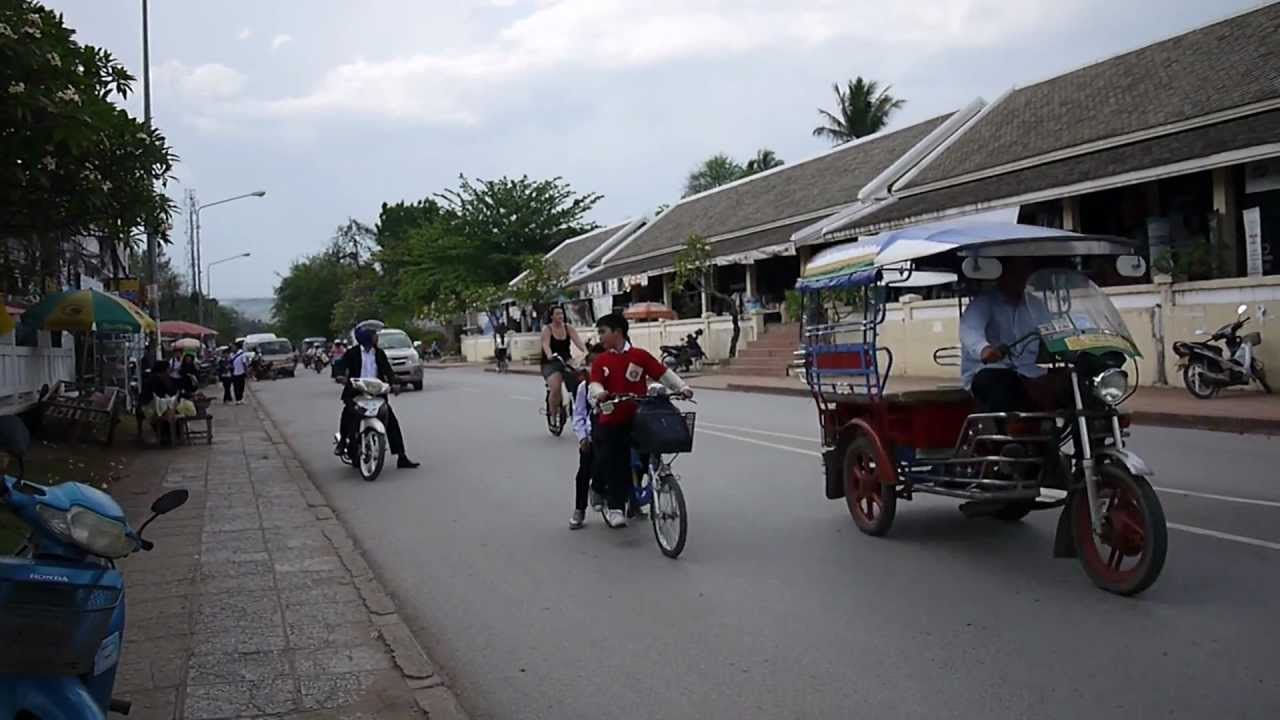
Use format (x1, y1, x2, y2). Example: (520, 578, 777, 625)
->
(843, 434, 896, 536)
(1071, 464, 1167, 596)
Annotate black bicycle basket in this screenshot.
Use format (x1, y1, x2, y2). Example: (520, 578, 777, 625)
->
(632, 398, 695, 454)
(0, 574, 122, 675)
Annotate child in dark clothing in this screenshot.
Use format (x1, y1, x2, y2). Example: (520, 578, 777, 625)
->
(569, 344, 605, 530)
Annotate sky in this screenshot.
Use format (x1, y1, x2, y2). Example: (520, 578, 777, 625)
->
(45, 0, 1266, 298)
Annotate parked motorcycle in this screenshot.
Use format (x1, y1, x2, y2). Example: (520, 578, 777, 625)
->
(1173, 304, 1271, 399)
(334, 377, 391, 481)
(0, 473, 189, 718)
(661, 330, 705, 373)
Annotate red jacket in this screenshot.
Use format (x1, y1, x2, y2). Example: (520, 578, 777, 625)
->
(589, 346, 666, 426)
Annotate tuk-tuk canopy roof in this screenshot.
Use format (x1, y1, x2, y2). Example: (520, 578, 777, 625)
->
(797, 220, 1136, 291)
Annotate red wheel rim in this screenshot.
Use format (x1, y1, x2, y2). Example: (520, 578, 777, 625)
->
(848, 447, 884, 524)
(1073, 475, 1148, 584)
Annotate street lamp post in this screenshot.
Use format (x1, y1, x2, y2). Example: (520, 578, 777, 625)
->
(205, 253, 252, 302)
(193, 190, 266, 324)
(141, 0, 160, 359)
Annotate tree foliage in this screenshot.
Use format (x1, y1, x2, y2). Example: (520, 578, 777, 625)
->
(272, 242, 350, 342)
(510, 255, 569, 309)
(674, 233, 742, 357)
(0, 0, 177, 300)
(812, 76, 906, 145)
(682, 148, 784, 198)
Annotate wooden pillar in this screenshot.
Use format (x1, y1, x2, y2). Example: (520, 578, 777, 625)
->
(745, 262, 759, 300)
(1062, 195, 1081, 231)
(1212, 167, 1240, 277)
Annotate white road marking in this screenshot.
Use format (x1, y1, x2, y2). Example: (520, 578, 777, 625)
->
(1154, 486, 1280, 509)
(459, 387, 481, 393)
(699, 428, 821, 457)
(699, 422, 818, 443)
(1167, 523, 1280, 551)
(700, 427, 1280, 552)
(510, 394, 538, 401)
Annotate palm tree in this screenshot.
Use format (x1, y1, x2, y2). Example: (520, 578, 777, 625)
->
(683, 154, 746, 197)
(743, 148, 784, 176)
(812, 77, 906, 145)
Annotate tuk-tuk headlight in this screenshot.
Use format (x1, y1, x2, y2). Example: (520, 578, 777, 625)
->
(1092, 368, 1129, 406)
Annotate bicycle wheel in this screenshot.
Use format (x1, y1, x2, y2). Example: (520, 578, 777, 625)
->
(651, 473, 687, 558)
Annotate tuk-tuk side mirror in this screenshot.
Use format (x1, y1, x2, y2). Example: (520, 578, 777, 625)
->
(1116, 255, 1147, 278)
(961, 257, 1002, 281)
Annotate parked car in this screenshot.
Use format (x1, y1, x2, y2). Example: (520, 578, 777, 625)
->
(378, 329, 423, 391)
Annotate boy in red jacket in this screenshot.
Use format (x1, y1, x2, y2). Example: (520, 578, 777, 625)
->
(588, 313, 692, 528)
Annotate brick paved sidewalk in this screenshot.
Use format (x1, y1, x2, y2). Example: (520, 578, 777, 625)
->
(110, 396, 465, 719)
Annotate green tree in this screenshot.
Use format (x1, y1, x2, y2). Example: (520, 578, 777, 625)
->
(683, 153, 745, 198)
(0, 0, 177, 300)
(510, 255, 569, 311)
(273, 242, 349, 342)
(812, 76, 906, 145)
(674, 234, 742, 358)
(743, 148, 784, 175)
(394, 175, 601, 321)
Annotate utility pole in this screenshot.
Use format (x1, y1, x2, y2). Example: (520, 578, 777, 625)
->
(141, 0, 160, 358)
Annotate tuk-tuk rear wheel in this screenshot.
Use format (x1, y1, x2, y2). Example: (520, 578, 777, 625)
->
(843, 434, 896, 536)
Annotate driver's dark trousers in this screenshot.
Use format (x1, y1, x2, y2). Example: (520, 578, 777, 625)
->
(339, 403, 407, 456)
(970, 368, 1034, 413)
(592, 421, 633, 511)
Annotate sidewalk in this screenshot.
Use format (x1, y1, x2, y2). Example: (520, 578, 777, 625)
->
(687, 373, 1280, 436)
(480, 362, 1280, 435)
(111, 396, 466, 719)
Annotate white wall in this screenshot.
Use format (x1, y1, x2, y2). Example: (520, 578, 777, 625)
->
(0, 331, 76, 412)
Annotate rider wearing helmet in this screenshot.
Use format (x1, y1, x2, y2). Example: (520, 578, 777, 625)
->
(337, 322, 420, 469)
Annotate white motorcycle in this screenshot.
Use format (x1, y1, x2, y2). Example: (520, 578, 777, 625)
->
(334, 377, 391, 481)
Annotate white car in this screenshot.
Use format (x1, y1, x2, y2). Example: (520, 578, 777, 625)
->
(378, 329, 423, 390)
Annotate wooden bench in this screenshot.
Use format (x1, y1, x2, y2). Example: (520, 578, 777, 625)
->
(41, 386, 123, 446)
(176, 397, 214, 445)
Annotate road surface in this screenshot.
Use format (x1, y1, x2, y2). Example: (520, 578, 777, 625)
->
(253, 367, 1280, 720)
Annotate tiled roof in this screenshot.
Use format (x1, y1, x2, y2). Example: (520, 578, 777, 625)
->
(903, 3, 1280, 189)
(603, 114, 954, 265)
(847, 109, 1280, 233)
(545, 222, 634, 273)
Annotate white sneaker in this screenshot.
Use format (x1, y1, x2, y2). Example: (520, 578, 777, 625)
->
(589, 490, 603, 512)
(605, 509, 627, 528)
(569, 509, 585, 530)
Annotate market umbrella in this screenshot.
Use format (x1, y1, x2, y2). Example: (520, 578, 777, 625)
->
(19, 288, 155, 333)
(623, 302, 677, 322)
(159, 320, 217, 337)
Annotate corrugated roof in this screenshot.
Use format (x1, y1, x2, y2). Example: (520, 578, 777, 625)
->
(603, 114, 954, 265)
(847, 109, 1280, 233)
(904, 3, 1280, 189)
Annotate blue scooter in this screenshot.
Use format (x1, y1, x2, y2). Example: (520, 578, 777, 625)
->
(0, 472, 189, 718)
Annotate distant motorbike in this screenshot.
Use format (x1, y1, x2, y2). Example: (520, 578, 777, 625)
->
(334, 377, 391, 481)
(251, 356, 274, 381)
(1173, 304, 1270, 399)
(661, 330, 705, 373)
(312, 355, 328, 374)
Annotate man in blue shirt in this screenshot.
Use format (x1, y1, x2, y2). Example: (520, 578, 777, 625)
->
(959, 257, 1058, 412)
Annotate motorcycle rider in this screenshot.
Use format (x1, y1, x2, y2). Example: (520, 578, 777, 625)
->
(337, 324, 421, 469)
(589, 313, 692, 529)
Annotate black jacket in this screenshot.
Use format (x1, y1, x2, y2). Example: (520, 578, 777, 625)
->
(340, 345, 395, 402)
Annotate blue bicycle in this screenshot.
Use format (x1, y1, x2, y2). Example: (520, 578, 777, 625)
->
(610, 390, 696, 558)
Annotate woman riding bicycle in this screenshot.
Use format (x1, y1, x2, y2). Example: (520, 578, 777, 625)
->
(541, 305, 586, 417)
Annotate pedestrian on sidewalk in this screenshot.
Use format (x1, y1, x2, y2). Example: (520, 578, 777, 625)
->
(569, 343, 604, 529)
(218, 347, 234, 403)
(231, 340, 250, 405)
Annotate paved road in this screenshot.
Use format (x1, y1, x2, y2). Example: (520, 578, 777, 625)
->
(254, 368, 1280, 720)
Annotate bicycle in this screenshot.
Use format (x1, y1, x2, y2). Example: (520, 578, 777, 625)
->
(606, 388, 696, 558)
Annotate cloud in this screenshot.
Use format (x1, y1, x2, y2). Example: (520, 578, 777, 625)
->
(237, 28, 252, 41)
(271, 34, 293, 51)
(261, 0, 1077, 125)
(156, 61, 247, 101)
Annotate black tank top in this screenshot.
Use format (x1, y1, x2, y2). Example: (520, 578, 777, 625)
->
(543, 328, 572, 363)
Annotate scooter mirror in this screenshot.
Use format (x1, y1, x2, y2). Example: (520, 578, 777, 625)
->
(1237, 304, 1248, 316)
(150, 489, 189, 515)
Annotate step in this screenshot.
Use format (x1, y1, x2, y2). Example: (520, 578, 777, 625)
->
(724, 361, 791, 373)
(736, 347, 798, 359)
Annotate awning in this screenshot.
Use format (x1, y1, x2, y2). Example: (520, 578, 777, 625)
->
(159, 320, 218, 337)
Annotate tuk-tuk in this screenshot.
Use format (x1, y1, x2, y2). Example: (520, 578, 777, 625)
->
(793, 221, 1165, 596)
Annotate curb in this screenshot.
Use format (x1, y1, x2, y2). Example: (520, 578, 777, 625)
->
(704, 381, 1280, 436)
(249, 390, 470, 719)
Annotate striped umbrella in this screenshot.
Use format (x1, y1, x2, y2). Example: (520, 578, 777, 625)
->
(19, 288, 156, 333)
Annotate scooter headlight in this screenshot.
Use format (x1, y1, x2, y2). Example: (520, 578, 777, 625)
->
(1092, 368, 1129, 406)
(36, 504, 135, 558)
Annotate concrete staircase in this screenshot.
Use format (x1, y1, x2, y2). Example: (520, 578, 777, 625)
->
(723, 322, 800, 377)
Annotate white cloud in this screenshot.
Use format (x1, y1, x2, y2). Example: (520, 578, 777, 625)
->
(237, 27, 252, 41)
(271, 34, 293, 51)
(261, 0, 1076, 125)
(156, 61, 247, 101)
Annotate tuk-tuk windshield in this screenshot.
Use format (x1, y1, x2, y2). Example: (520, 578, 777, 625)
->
(1026, 269, 1137, 355)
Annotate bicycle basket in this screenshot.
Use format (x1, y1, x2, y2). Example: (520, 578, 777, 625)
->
(632, 400, 695, 454)
(0, 572, 122, 675)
